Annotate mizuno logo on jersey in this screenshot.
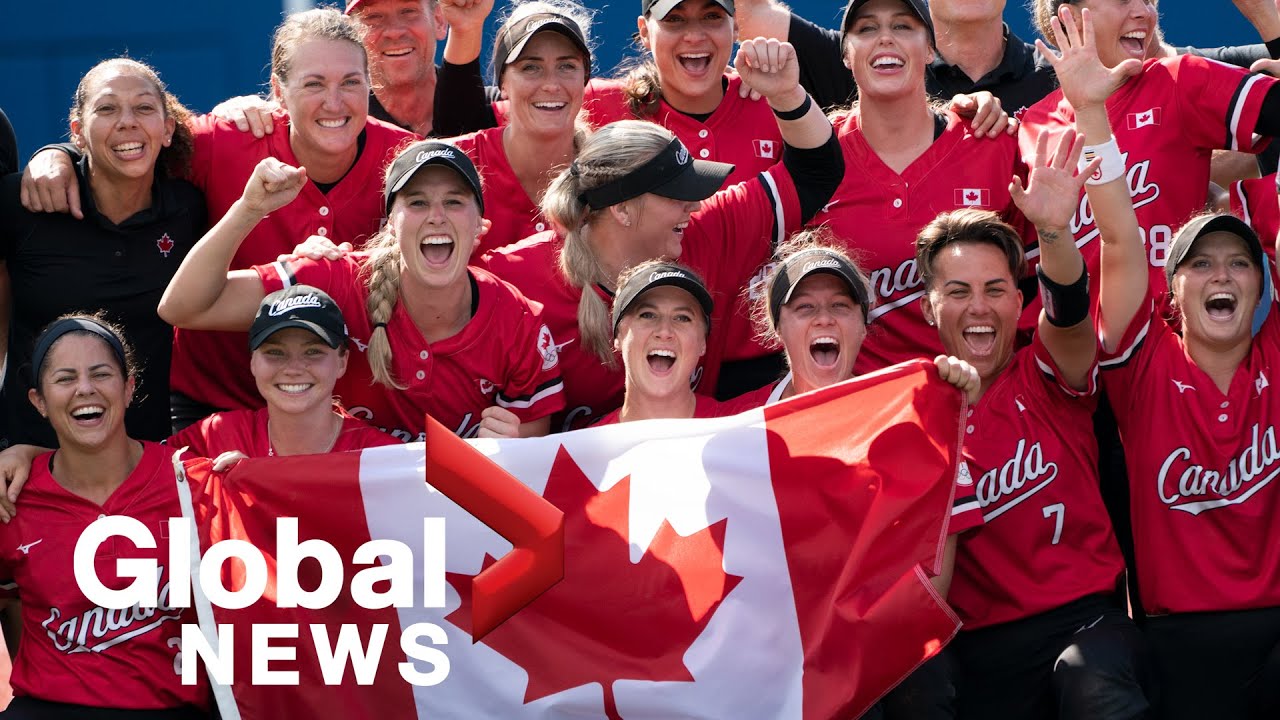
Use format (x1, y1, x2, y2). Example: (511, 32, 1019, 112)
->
(1128, 108, 1161, 129)
(975, 439, 1060, 521)
(753, 139, 777, 159)
(16, 539, 42, 555)
(43, 567, 184, 654)
(1172, 379, 1196, 394)
(1258, 372, 1270, 396)
(954, 188, 990, 207)
(1157, 424, 1280, 515)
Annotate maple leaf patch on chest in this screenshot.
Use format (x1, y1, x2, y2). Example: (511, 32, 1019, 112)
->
(445, 446, 742, 719)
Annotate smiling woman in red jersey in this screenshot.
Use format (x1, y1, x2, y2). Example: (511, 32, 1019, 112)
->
(447, 1, 594, 256)
(1023, 0, 1280, 321)
(1051, 8, 1280, 718)
(21, 9, 417, 429)
(0, 315, 209, 720)
(796, 0, 1029, 383)
(159, 140, 565, 442)
(480, 37, 842, 431)
(593, 261, 733, 424)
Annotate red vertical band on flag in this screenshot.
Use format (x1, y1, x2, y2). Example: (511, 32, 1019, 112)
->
(422, 415, 565, 640)
(762, 360, 964, 719)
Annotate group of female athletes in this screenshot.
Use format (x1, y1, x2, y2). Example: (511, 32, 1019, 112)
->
(1, 0, 1280, 716)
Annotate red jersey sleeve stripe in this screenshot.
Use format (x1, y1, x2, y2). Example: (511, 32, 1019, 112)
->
(1235, 180, 1254, 227)
(271, 260, 299, 289)
(1033, 354, 1098, 397)
(1227, 72, 1269, 152)
(495, 377, 565, 409)
(760, 170, 785, 248)
(1099, 314, 1151, 371)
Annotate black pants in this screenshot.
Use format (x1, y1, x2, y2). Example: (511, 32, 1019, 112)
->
(952, 594, 1153, 720)
(1145, 606, 1280, 720)
(878, 651, 956, 719)
(1, 697, 208, 719)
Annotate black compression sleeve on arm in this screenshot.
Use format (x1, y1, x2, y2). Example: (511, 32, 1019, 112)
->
(782, 131, 844, 222)
(431, 59, 499, 137)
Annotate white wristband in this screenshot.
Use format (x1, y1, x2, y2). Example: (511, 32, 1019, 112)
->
(1079, 137, 1125, 186)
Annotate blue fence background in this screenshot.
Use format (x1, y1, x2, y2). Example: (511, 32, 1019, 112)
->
(0, 1, 1259, 161)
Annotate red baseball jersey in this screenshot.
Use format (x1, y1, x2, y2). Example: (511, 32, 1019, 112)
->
(448, 126, 554, 257)
(0, 441, 208, 710)
(591, 394, 735, 426)
(948, 334, 1123, 629)
(169, 406, 402, 459)
(801, 109, 1027, 375)
(481, 164, 801, 431)
(1020, 55, 1276, 318)
(257, 257, 565, 440)
(719, 370, 984, 535)
(492, 76, 782, 189)
(1102, 301, 1280, 615)
(172, 112, 417, 412)
(1231, 174, 1280, 258)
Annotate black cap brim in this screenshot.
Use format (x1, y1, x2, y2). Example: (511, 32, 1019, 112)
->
(841, 0, 934, 45)
(1165, 214, 1265, 285)
(612, 271, 714, 336)
(645, 0, 734, 19)
(248, 319, 344, 351)
(497, 19, 591, 84)
(650, 159, 734, 202)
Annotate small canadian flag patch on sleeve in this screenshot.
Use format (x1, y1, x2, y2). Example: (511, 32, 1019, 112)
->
(954, 188, 990, 207)
(753, 139, 777, 159)
(1128, 108, 1161, 129)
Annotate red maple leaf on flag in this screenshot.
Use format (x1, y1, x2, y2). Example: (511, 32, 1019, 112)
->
(965, 190, 978, 203)
(446, 446, 743, 719)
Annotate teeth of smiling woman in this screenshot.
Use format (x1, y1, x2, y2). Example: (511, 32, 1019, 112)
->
(317, 118, 346, 128)
(72, 406, 105, 418)
(278, 384, 312, 393)
(872, 57, 904, 68)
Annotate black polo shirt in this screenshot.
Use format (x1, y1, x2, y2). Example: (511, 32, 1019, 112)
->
(0, 156, 207, 447)
(788, 14, 1058, 115)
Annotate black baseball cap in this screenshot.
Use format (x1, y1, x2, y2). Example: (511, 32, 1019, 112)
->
(384, 141, 484, 215)
(492, 12, 591, 85)
(612, 263, 714, 336)
(578, 137, 733, 210)
(1164, 213, 1266, 286)
(642, 0, 734, 20)
(768, 248, 871, 327)
(841, 0, 934, 47)
(249, 285, 348, 352)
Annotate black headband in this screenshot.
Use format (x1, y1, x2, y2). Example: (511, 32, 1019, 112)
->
(577, 138, 688, 210)
(30, 318, 128, 389)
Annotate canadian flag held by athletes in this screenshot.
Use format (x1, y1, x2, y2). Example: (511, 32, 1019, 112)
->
(180, 360, 964, 720)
